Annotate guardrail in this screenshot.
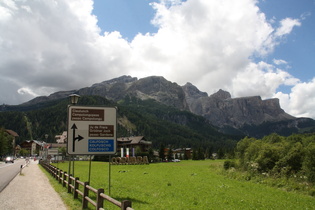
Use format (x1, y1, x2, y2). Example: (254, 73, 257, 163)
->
(39, 161, 133, 210)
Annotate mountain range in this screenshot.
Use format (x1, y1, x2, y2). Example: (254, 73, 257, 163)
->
(21, 75, 315, 138)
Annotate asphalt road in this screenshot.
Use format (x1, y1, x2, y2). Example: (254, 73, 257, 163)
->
(0, 159, 67, 210)
(0, 159, 26, 192)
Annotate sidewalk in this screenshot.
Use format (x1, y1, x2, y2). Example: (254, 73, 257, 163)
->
(0, 160, 68, 210)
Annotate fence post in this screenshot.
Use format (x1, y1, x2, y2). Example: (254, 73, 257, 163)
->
(73, 177, 79, 199)
(67, 174, 72, 193)
(59, 170, 63, 183)
(82, 182, 89, 209)
(121, 200, 132, 210)
(96, 188, 104, 210)
(63, 172, 67, 187)
(53, 166, 56, 177)
(56, 169, 60, 181)
(51, 165, 54, 177)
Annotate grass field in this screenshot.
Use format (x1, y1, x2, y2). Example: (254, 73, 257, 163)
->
(50, 160, 315, 209)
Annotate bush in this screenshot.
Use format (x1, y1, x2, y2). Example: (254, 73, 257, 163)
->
(223, 160, 236, 170)
(303, 143, 315, 183)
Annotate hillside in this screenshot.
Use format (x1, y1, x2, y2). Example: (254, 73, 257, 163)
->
(13, 75, 315, 137)
(0, 95, 240, 154)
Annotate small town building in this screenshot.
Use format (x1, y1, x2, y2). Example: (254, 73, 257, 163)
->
(5, 129, 19, 156)
(164, 148, 192, 160)
(19, 140, 45, 156)
(117, 136, 152, 157)
(55, 131, 67, 144)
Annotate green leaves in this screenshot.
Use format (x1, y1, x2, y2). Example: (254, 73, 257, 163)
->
(237, 133, 315, 182)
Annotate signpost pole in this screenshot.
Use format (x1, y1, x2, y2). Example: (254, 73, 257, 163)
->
(72, 155, 75, 177)
(108, 155, 111, 196)
(88, 155, 92, 183)
(68, 155, 71, 175)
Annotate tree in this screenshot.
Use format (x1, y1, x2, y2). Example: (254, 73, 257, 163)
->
(0, 128, 13, 156)
(58, 146, 67, 160)
(19, 148, 29, 156)
(167, 146, 173, 161)
(192, 149, 198, 160)
(183, 148, 189, 160)
(198, 147, 205, 160)
(159, 143, 165, 161)
(274, 142, 304, 176)
(148, 147, 154, 162)
(236, 137, 256, 167)
(135, 146, 142, 156)
(303, 143, 315, 182)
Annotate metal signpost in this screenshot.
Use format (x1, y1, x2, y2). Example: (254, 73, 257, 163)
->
(67, 106, 117, 155)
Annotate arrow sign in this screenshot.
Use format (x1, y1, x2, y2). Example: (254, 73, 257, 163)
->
(71, 123, 84, 152)
(67, 106, 117, 155)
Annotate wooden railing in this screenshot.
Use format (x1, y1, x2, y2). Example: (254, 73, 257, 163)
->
(40, 161, 133, 210)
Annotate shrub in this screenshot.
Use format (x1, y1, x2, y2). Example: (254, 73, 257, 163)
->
(303, 143, 315, 183)
(223, 160, 236, 170)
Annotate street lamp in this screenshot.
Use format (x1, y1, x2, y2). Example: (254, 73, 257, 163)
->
(69, 94, 80, 105)
(68, 94, 80, 177)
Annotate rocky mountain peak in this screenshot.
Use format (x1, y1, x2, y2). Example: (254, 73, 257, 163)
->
(209, 89, 231, 100)
(182, 82, 208, 99)
(91, 75, 137, 87)
(128, 76, 189, 110)
(22, 75, 298, 133)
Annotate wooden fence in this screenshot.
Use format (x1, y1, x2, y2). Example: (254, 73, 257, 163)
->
(39, 161, 133, 210)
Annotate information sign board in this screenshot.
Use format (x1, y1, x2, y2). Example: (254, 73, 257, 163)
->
(67, 105, 117, 155)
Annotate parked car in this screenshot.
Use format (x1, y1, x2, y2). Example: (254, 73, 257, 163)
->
(5, 156, 14, 163)
(172, 159, 180, 162)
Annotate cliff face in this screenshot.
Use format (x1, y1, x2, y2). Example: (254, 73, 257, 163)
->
(127, 76, 189, 110)
(24, 75, 296, 130)
(182, 83, 295, 128)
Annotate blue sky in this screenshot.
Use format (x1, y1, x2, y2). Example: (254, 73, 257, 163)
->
(0, 0, 314, 119)
(258, 0, 315, 83)
(93, 0, 157, 40)
(92, 0, 315, 89)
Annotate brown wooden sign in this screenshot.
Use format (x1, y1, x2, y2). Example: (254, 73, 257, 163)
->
(71, 108, 104, 121)
(89, 125, 114, 137)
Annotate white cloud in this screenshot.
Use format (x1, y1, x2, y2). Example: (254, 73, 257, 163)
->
(275, 18, 301, 37)
(273, 59, 288, 66)
(230, 61, 299, 99)
(0, 0, 312, 119)
(275, 78, 315, 118)
(17, 87, 39, 97)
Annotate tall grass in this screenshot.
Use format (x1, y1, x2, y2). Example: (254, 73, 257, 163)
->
(51, 160, 315, 209)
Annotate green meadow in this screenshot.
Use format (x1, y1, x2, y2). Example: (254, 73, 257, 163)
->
(50, 160, 315, 210)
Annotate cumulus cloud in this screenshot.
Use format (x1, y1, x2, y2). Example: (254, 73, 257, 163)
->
(275, 79, 315, 118)
(273, 59, 288, 66)
(231, 61, 300, 99)
(0, 0, 313, 119)
(275, 18, 301, 37)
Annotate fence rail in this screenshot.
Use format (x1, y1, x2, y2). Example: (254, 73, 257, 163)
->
(39, 161, 133, 210)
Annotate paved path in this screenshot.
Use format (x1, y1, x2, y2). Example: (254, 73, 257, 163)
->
(0, 160, 68, 210)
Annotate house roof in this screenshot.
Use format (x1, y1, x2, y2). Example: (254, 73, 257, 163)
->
(20, 140, 46, 147)
(6, 129, 19, 137)
(117, 136, 152, 145)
